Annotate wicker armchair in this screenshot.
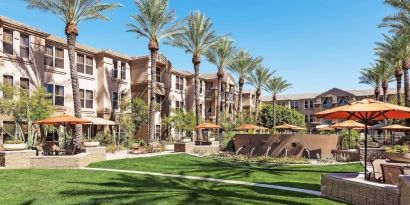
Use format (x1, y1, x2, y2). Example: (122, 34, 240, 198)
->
(381, 164, 405, 185)
(371, 159, 386, 182)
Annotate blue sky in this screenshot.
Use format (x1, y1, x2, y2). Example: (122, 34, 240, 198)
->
(0, 0, 394, 95)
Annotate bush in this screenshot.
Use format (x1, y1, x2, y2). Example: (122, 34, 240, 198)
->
(258, 104, 306, 128)
(385, 145, 409, 153)
(210, 154, 310, 164)
(338, 129, 359, 149)
(95, 131, 113, 146)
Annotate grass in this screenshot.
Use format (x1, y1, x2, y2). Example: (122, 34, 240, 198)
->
(90, 153, 362, 191)
(0, 169, 344, 205)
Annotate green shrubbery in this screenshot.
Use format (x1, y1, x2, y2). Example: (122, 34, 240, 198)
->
(258, 104, 306, 129)
(338, 129, 359, 149)
(385, 145, 409, 153)
(210, 154, 310, 164)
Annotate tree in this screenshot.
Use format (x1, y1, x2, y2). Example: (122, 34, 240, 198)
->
(359, 67, 382, 100)
(166, 11, 219, 140)
(263, 76, 291, 129)
(162, 110, 196, 140)
(228, 50, 262, 113)
(246, 65, 275, 122)
(205, 37, 237, 130)
(258, 104, 305, 129)
(375, 60, 395, 102)
(26, 0, 120, 152)
(127, 0, 182, 141)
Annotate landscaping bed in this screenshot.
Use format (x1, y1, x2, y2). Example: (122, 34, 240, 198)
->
(209, 153, 310, 164)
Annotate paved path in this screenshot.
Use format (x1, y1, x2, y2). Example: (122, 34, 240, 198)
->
(106, 150, 177, 160)
(82, 167, 321, 196)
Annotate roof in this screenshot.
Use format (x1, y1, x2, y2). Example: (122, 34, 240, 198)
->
(0, 16, 49, 37)
(260, 87, 402, 102)
(171, 69, 192, 76)
(47, 35, 100, 54)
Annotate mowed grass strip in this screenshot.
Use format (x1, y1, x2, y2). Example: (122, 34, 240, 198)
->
(89, 153, 362, 191)
(0, 169, 345, 205)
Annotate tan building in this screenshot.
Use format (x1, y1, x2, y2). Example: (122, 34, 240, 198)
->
(260, 87, 400, 129)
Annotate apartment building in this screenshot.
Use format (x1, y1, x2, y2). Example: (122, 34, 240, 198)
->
(0, 16, 132, 139)
(242, 89, 257, 117)
(260, 87, 400, 129)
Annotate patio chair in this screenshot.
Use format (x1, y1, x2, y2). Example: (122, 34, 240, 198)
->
(148, 142, 161, 153)
(42, 141, 65, 156)
(371, 159, 386, 182)
(131, 143, 146, 154)
(381, 164, 405, 185)
(360, 161, 374, 180)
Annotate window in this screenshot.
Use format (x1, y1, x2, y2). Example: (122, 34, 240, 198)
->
(290, 101, 299, 109)
(175, 76, 183, 90)
(77, 54, 85, 73)
(338, 96, 348, 106)
(86, 56, 93, 75)
(156, 67, 161, 82)
(310, 115, 314, 123)
(112, 60, 118, 78)
(229, 103, 233, 114)
(55, 47, 64, 68)
(112, 92, 118, 110)
(80, 89, 93, 109)
(156, 95, 162, 110)
(155, 125, 161, 140)
(3, 75, 13, 99)
(20, 34, 29, 58)
(199, 104, 203, 116)
(54, 85, 64, 106)
(20, 77, 29, 97)
(44, 84, 54, 101)
(176, 101, 184, 112)
(3, 29, 13, 55)
(44, 45, 53, 67)
(120, 93, 127, 107)
(322, 97, 332, 109)
(120, 62, 126, 80)
(199, 80, 203, 93)
(304, 100, 314, 109)
(304, 115, 308, 123)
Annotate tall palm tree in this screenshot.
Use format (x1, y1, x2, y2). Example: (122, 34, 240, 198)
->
(204, 37, 237, 128)
(227, 50, 262, 113)
(263, 76, 291, 129)
(359, 67, 382, 100)
(127, 0, 182, 141)
(166, 11, 219, 140)
(246, 66, 275, 122)
(375, 34, 407, 105)
(26, 0, 120, 152)
(375, 60, 395, 102)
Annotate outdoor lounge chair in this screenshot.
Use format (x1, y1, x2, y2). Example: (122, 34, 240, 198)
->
(148, 142, 161, 153)
(381, 164, 405, 185)
(42, 141, 66, 156)
(360, 161, 374, 180)
(371, 159, 386, 182)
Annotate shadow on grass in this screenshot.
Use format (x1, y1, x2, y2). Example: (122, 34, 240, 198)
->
(60, 174, 319, 205)
(19, 199, 36, 205)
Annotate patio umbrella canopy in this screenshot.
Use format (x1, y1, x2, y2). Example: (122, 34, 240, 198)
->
(382, 124, 410, 145)
(274, 124, 305, 131)
(195, 123, 220, 129)
(236, 124, 266, 130)
(314, 99, 410, 179)
(330, 120, 365, 149)
(34, 114, 91, 125)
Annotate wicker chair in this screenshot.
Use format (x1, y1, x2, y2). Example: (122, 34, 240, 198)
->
(371, 159, 386, 182)
(381, 164, 405, 185)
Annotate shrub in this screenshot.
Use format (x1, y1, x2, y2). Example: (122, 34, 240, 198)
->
(385, 145, 409, 153)
(258, 104, 306, 129)
(95, 131, 114, 146)
(338, 129, 359, 149)
(210, 154, 310, 164)
(4, 139, 23, 144)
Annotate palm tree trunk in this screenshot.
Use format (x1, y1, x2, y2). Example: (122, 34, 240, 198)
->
(382, 81, 388, 102)
(374, 87, 381, 101)
(238, 78, 244, 113)
(149, 49, 158, 141)
(403, 67, 409, 107)
(193, 56, 201, 141)
(67, 33, 82, 152)
(216, 71, 223, 138)
(255, 89, 261, 124)
(272, 95, 276, 131)
(396, 70, 403, 105)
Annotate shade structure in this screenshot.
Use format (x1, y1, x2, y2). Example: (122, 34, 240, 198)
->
(195, 123, 220, 129)
(274, 124, 305, 130)
(34, 114, 91, 125)
(318, 126, 335, 131)
(314, 98, 410, 179)
(381, 124, 410, 131)
(83, 116, 116, 126)
(330, 120, 365, 129)
(236, 124, 267, 130)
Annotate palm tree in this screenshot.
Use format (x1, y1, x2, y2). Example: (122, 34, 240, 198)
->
(375, 34, 407, 105)
(127, 0, 182, 141)
(375, 60, 395, 102)
(26, 0, 120, 152)
(166, 11, 219, 141)
(263, 76, 291, 129)
(228, 50, 262, 113)
(246, 66, 275, 122)
(359, 67, 382, 100)
(204, 37, 237, 128)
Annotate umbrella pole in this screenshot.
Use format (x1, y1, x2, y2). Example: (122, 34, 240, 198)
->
(364, 121, 368, 180)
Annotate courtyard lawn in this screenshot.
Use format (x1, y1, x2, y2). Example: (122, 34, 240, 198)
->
(89, 153, 362, 191)
(0, 169, 344, 205)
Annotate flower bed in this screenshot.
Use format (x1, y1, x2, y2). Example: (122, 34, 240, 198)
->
(209, 153, 310, 164)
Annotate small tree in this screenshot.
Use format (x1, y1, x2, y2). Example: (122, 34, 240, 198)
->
(163, 110, 196, 141)
(258, 104, 306, 129)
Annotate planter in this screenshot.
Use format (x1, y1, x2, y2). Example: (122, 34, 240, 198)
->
(3, 143, 27, 151)
(83, 141, 100, 147)
(209, 137, 216, 142)
(182, 138, 191, 143)
(386, 152, 410, 163)
(164, 144, 174, 151)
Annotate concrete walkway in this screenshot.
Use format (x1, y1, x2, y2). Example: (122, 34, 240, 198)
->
(106, 150, 177, 160)
(82, 167, 321, 196)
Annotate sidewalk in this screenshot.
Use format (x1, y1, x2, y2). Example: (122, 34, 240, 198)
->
(105, 150, 177, 160)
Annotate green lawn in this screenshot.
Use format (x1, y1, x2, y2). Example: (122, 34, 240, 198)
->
(0, 169, 344, 205)
(89, 153, 362, 191)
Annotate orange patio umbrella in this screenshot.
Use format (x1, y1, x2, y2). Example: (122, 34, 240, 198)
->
(195, 123, 220, 129)
(34, 114, 91, 125)
(274, 124, 305, 130)
(315, 98, 410, 178)
(318, 126, 335, 131)
(236, 124, 266, 130)
(330, 120, 365, 148)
